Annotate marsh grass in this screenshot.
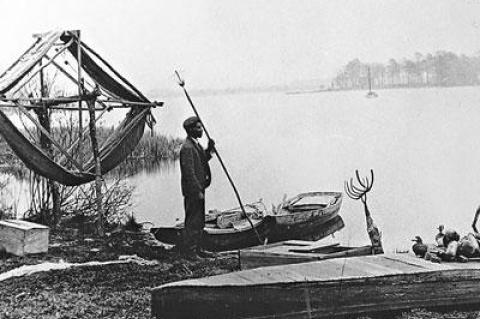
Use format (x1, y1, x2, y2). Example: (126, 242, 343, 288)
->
(132, 133, 183, 160)
(0, 123, 182, 228)
(0, 127, 182, 173)
(0, 175, 17, 220)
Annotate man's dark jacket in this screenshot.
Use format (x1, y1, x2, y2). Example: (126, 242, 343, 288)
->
(180, 137, 212, 196)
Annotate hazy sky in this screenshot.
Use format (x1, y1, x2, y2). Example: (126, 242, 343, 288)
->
(0, 0, 479, 93)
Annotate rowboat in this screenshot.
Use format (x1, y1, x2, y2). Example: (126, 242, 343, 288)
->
(268, 192, 343, 242)
(151, 218, 271, 252)
(151, 214, 344, 252)
(151, 192, 344, 251)
(150, 201, 272, 251)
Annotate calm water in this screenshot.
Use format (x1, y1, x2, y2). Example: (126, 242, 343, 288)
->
(128, 86, 480, 252)
(5, 86, 480, 252)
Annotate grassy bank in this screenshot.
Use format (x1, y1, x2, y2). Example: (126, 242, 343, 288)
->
(0, 229, 238, 319)
(1, 230, 480, 319)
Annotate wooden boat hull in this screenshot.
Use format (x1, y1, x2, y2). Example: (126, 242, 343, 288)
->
(240, 241, 374, 270)
(201, 219, 271, 251)
(151, 218, 272, 252)
(269, 192, 343, 242)
(151, 192, 344, 251)
(270, 214, 345, 242)
(151, 215, 344, 252)
(152, 253, 480, 319)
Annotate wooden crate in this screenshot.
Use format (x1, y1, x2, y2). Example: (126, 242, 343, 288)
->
(0, 220, 49, 256)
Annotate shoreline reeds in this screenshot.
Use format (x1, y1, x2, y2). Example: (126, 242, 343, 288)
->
(0, 129, 183, 177)
(0, 128, 183, 224)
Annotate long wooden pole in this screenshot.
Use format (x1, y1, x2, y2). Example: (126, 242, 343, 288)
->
(1, 96, 161, 108)
(87, 97, 104, 236)
(43, 57, 119, 112)
(76, 31, 84, 168)
(174, 71, 263, 244)
(0, 103, 121, 111)
(80, 40, 149, 101)
(38, 58, 61, 227)
(10, 38, 74, 96)
(47, 55, 96, 92)
(14, 101, 83, 171)
(0, 37, 40, 79)
(59, 106, 110, 166)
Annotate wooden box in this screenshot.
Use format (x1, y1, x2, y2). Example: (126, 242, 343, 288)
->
(0, 220, 49, 256)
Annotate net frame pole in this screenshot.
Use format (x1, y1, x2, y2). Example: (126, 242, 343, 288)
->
(75, 30, 84, 168)
(10, 38, 74, 96)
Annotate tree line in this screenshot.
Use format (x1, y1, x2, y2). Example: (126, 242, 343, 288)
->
(332, 51, 480, 90)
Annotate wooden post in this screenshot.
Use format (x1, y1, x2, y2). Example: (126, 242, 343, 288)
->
(87, 97, 104, 236)
(36, 59, 61, 228)
(76, 30, 84, 168)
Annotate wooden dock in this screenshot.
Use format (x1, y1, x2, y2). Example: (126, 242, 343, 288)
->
(152, 253, 480, 319)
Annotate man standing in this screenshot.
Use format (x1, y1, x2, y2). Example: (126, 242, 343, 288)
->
(180, 116, 215, 257)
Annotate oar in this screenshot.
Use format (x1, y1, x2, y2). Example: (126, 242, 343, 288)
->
(174, 71, 264, 245)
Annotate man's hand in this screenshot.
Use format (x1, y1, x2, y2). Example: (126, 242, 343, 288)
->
(199, 192, 205, 200)
(207, 139, 216, 153)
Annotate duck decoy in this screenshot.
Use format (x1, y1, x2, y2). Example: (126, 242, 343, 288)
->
(457, 233, 480, 258)
(443, 229, 460, 247)
(435, 225, 444, 246)
(411, 236, 428, 257)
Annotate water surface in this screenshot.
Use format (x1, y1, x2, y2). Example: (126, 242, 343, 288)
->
(129, 86, 480, 252)
(5, 86, 480, 252)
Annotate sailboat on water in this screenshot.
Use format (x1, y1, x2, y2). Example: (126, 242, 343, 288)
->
(366, 66, 378, 98)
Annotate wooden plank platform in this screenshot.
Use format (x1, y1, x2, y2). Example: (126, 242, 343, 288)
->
(152, 253, 480, 319)
(239, 237, 375, 270)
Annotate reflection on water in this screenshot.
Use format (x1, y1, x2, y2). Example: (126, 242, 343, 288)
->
(0, 159, 179, 219)
(0, 174, 30, 217)
(111, 158, 178, 179)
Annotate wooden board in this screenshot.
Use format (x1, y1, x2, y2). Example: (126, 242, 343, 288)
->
(0, 220, 49, 256)
(287, 237, 339, 252)
(283, 240, 317, 246)
(152, 253, 480, 319)
(239, 240, 374, 270)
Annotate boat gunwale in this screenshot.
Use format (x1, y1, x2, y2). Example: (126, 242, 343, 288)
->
(204, 218, 265, 235)
(272, 192, 342, 219)
(272, 199, 342, 227)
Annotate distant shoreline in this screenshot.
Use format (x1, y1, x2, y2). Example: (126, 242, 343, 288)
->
(287, 83, 480, 95)
(152, 83, 480, 99)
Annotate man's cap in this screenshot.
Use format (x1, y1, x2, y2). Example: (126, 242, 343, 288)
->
(183, 116, 201, 130)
